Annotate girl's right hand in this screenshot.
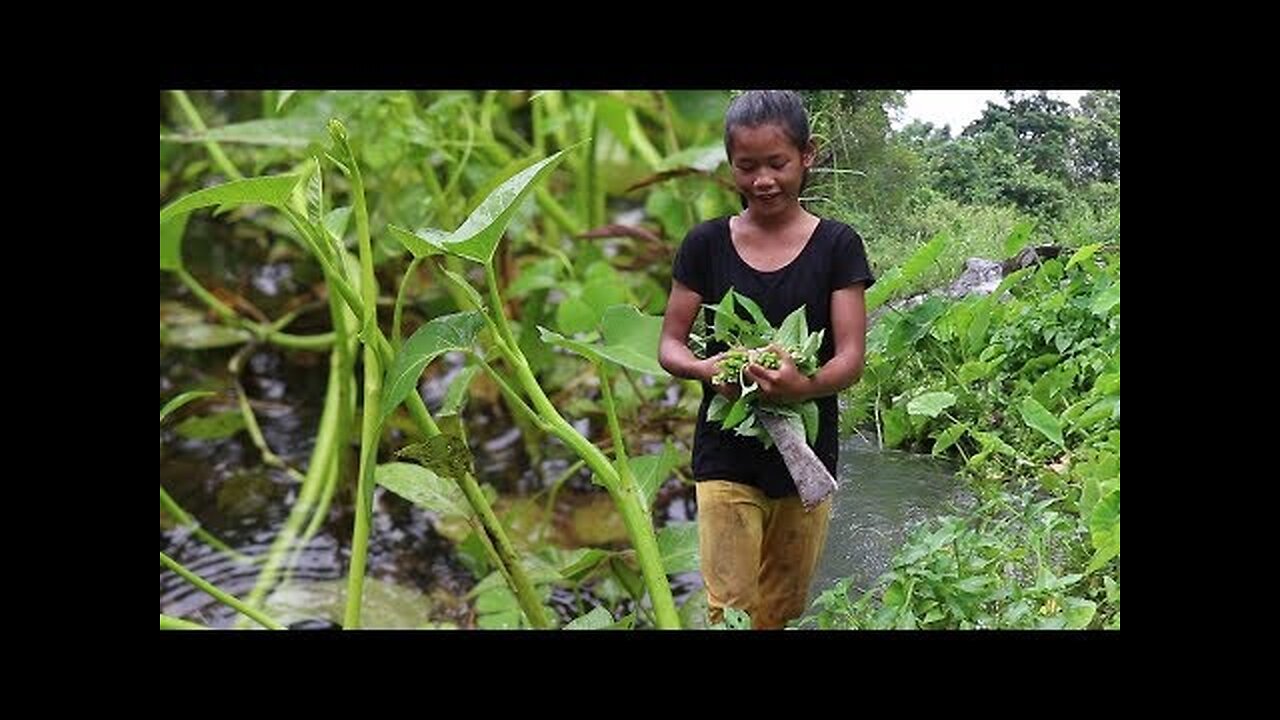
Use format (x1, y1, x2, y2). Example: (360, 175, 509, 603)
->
(701, 353, 742, 400)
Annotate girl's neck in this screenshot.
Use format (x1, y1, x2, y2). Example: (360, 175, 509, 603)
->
(741, 204, 810, 231)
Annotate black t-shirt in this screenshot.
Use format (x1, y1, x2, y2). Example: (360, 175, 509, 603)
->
(672, 215, 875, 498)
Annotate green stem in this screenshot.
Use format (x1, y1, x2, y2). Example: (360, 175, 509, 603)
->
(345, 341, 381, 629)
(177, 266, 334, 350)
(160, 613, 209, 630)
(160, 552, 284, 629)
(596, 362, 643, 513)
(471, 355, 550, 434)
(393, 256, 424, 351)
(251, 328, 335, 350)
(160, 486, 252, 564)
(457, 471, 550, 629)
(334, 124, 381, 630)
(170, 90, 244, 181)
(176, 268, 237, 322)
(484, 267, 679, 628)
(229, 350, 307, 483)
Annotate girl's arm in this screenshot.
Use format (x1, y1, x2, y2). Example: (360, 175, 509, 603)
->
(659, 280, 729, 388)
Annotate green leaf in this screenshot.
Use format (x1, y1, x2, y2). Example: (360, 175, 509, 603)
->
(712, 290, 740, 343)
(160, 390, 216, 424)
(323, 207, 353, 245)
(306, 158, 325, 225)
(630, 442, 683, 510)
(734, 292, 771, 332)
(477, 609, 521, 629)
(957, 360, 992, 385)
(160, 213, 189, 271)
(378, 311, 486, 428)
(598, 305, 667, 376)
(387, 148, 575, 265)
(932, 423, 968, 456)
(1091, 282, 1120, 315)
(775, 306, 808, 349)
(564, 605, 615, 630)
(439, 365, 480, 417)
(1062, 597, 1097, 629)
(375, 462, 471, 519)
(908, 391, 957, 418)
(173, 411, 246, 440)
(507, 258, 562, 298)
(722, 395, 751, 429)
(866, 232, 947, 312)
(658, 141, 728, 172)
(798, 400, 819, 445)
(964, 298, 993, 356)
(667, 92, 732, 124)
(1076, 396, 1120, 429)
(656, 521, 700, 574)
(1087, 490, 1120, 572)
(559, 548, 613, 582)
(1065, 242, 1103, 270)
(477, 586, 520, 613)
(1003, 220, 1034, 256)
(159, 174, 303, 226)
(972, 430, 1017, 457)
(1019, 397, 1065, 447)
(275, 90, 296, 113)
(556, 297, 597, 335)
(395, 435, 475, 483)
(888, 297, 947, 354)
(707, 394, 729, 422)
(882, 404, 910, 448)
(1093, 372, 1120, 396)
(540, 305, 669, 376)
(179, 116, 328, 147)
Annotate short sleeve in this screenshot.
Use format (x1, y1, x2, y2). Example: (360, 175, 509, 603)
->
(830, 225, 876, 291)
(672, 224, 710, 296)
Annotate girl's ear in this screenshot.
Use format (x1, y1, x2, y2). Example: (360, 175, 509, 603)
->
(802, 140, 817, 168)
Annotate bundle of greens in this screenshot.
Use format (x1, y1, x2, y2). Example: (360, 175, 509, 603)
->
(694, 288, 824, 449)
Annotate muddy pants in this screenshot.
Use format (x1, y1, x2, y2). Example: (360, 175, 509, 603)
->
(696, 480, 832, 629)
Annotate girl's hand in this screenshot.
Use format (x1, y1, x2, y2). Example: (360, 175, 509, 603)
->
(701, 353, 742, 400)
(745, 344, 812, 403)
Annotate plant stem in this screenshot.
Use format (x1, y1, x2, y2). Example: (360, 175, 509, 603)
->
(169, 90, 244, 181)
(160, 552, 284, 629)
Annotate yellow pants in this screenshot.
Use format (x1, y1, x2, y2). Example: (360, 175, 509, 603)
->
(696, 480, 832, 629)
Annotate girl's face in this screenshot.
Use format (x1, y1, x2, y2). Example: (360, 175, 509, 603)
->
(728, 123, 815, 220)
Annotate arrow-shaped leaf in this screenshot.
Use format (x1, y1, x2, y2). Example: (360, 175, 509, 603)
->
(387, 147, 575, 265)
(379, 311, 485, 427)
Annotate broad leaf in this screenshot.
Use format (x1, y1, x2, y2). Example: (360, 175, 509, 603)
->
(1019, 396, 1065, 447)
(908, 391, 957, 419)
(159, 174, 303, 226)
(656, 521, 700, 574)
(539, 305, 668, 376)
(379, 312, 485, 427)
(375, 462, 471, 519)
(564, 605, 615, 630)
(387, 148, 574, 264)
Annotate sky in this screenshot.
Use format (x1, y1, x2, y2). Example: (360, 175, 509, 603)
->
(891, 90, 1089, 136)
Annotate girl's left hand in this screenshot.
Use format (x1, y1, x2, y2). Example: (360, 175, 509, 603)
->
(745, 344, 813, 404)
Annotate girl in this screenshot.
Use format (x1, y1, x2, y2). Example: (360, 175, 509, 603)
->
(658, 90, 875, 629)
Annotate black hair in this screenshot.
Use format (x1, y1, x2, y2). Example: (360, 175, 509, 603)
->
(723, 90, 812, 158)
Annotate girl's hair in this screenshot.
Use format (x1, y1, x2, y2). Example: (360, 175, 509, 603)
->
(723, 90, 812, 158)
